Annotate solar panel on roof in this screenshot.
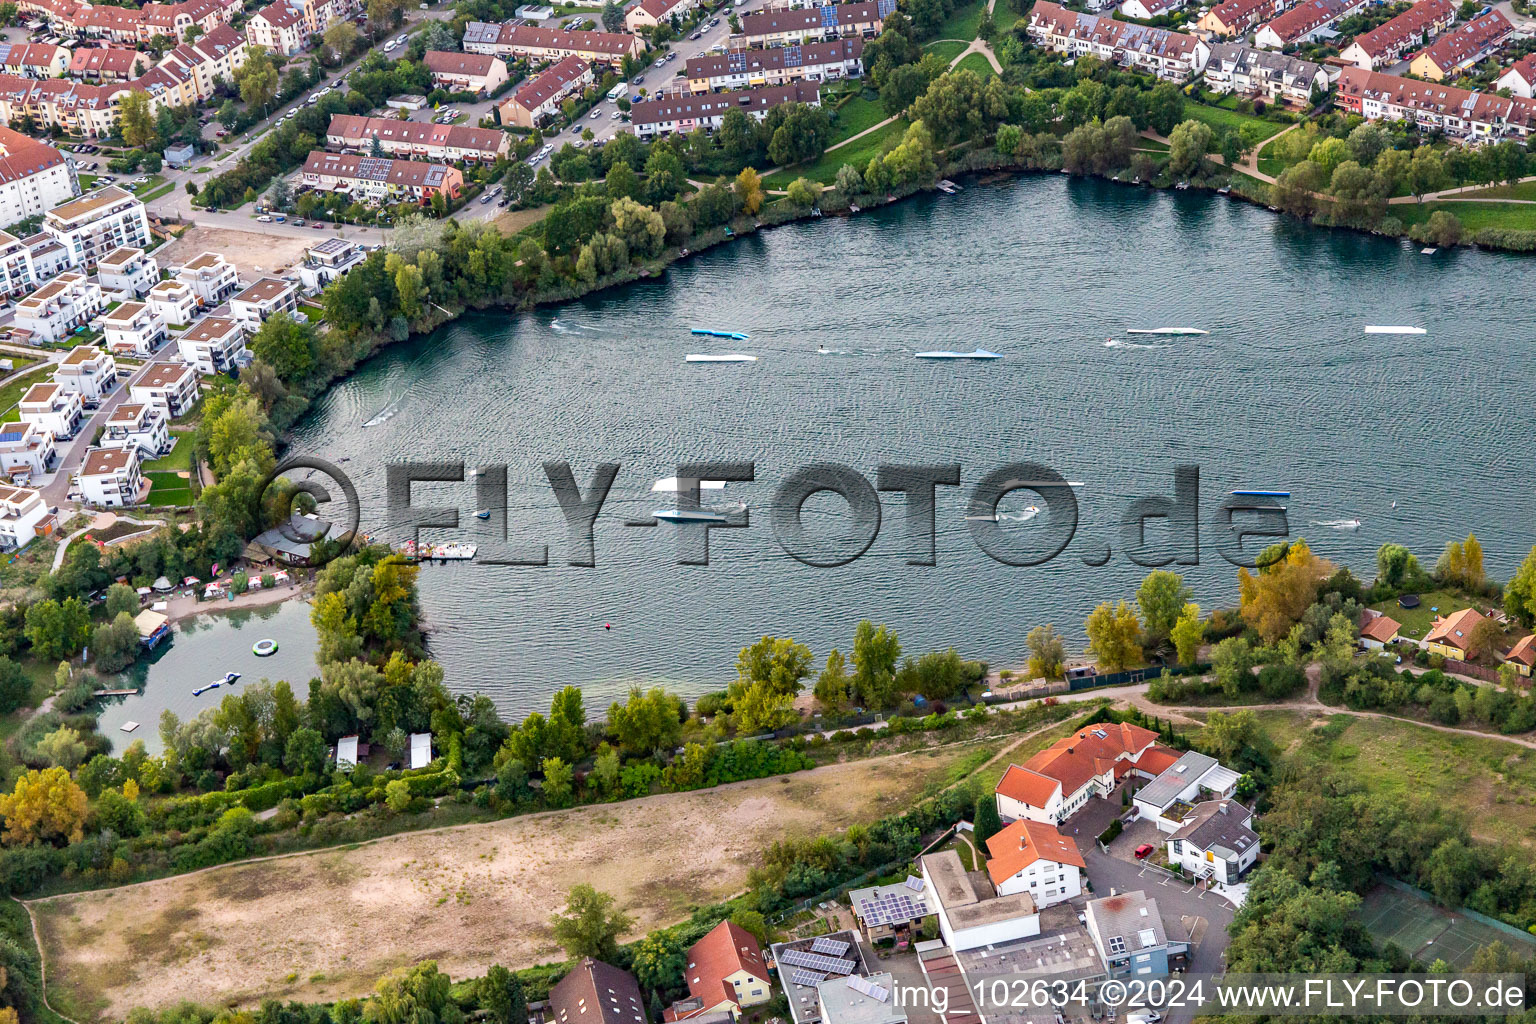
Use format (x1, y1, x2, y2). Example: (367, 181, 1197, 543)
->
(779, 949, 856, 974)
(811, 937, 850, 956)
(904, 875, 924, 891)
(846, 976, 890, 1002)
(855, 891, 925, 927)
(819, 4, 836, 25)
(789, 969, 828, 987)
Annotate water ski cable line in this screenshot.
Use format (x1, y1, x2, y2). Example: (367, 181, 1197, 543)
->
(685, 354, 757, 362)
(914, 349, 1002, 360)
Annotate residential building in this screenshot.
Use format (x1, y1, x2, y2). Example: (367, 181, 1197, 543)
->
(23, 230, 70, 280)
(229, 277, 298, 332)
(299, 151, 465, 205)
(17, 382, 82, 439)
(298, 237, 365, 294)
(994, 721, 1180, 824)
(1197, 0, 1289, 39)
(0, 73, 128, 137)
(1254, 0, 1365, 49)
(1027, 3, 1210, 80)
(0, 419, 56, 479)
(1084, 892, 1188, 977)
(176, 316, 246, 374)
(1203, 43, 1328, 105)
(43, 185, 150, 268)
(1409, 10, 1512, 81)
(1496, 53, 1536, 97)
(0, 127, 77, 229)
(147, 277, 198, 326)
(0, 230, 38, 297)
(1165, 799, 1260, 885)
(498, 54, 594, 128)
(1131, 751, 1242, 833)
(625, 0, 700, 32)
(1335, 66, 1536, 140)
(734, 0, 891, 47)
(461, 22, 644, 67)
(515, 3, 554, 17)
(78, 445, 145, 507)
(663, 920, 771, 1022)
(424, 49, 510, 94)
(846, 877, 935, 946)
(1423, 606, 1488, 660)
(548, 960, 648, 1024)
(175, 250, 240, 306)
(1121, 0, 1185, 22)
(919, 849, 1040, 951)
(769, 933, 874, 1024)
(684, 38, 862, 93)
(68, 45, 148, 80)
(984, 818, 1085, 907)
(157, 25, 249, 103)
(53, 344, 116, 404)
(0, 484, 52, 550)
(101, 401, 169, 457)
(1502, 634, 1536, 678)
(815, 976, 905, 1024)
(0, 42, 70, 78)
(326, 114, 510, 162)
(34, 0, 241, 44)
(95, 245, 158, 298)
(1359, 609, 1400, 649)
(102, 300, 167, 356)
(129, 360, 198, 418)
(245, 0, 310, 56)
(1339, 0, 1455, 70)
(629, 80, 821, 138)
(13, 271, 103, 345)
(250, 510, 332, 564)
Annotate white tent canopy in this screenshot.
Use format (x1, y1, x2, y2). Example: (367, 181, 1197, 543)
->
(409, 732, 432, 770)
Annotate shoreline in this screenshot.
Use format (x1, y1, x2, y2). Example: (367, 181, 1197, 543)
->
(163, 581, 312, 624)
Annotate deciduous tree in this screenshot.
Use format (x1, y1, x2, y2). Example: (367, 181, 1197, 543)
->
(0, 767, 87, 846)
(1084, 600, 1141, 672)
(550, 884, 633, 960)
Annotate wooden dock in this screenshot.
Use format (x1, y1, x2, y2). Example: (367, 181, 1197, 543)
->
(93, 688, 139, 697)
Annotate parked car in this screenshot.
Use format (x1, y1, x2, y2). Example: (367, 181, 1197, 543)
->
(311, 221, 326, 229)
(589, 108, 602, 118)
(257, 214, 273, 222)
(1133, 844, 1154, 859)
(610, 110, 621, 119)
(292, 218, 306, 226)
(480, 192, 494, 203)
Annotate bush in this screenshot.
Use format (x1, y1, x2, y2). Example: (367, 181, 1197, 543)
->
(1097, 819, 1123, 845)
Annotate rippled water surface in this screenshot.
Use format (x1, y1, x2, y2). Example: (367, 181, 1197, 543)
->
(286, 175, 1536, 714)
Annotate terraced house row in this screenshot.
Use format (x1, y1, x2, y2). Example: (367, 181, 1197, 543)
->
(461, 22, 642, 67)
(16, 0, 238, 45)
(1026, 2, 1210, 80)
(732, 0, 892, 47)
(683, 37, 863, 93)
(325, 114, 510, 162)
(1335, 66, 1536, 141)
(1338, 0, 1455, 70)
(628, 79, 820, 138)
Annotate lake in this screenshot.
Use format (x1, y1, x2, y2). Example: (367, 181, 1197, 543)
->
(284, 174, 1536, 716)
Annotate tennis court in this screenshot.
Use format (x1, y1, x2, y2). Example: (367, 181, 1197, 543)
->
(1359, 883, 1536, 968)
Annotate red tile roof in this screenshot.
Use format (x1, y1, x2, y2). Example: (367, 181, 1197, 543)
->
(994, 764, 1062, 809)
(1503, 633, 1536, 669)
(985, 819, 1085, 886)
(682, 921, 766, 1009)
(1425, 607, 1486, 654)
(1360, 612, 1400, 644)
(1348, 0, 1453, 59)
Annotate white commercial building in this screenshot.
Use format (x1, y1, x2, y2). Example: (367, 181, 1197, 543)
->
(919, 849, 1040, 952)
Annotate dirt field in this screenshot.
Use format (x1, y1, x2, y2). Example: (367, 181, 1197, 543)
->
(34, 740, 995, 1021)
(158, 226, 316, 281)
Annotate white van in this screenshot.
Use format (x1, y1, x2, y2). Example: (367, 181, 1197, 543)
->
(606, 82, 625, 101)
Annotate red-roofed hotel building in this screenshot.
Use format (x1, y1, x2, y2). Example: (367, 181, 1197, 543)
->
(993, 721, 1180, 824)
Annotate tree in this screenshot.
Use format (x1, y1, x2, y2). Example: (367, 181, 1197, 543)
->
(324, 17, 359, 60)
(0, 767, 87, 846)
(1309, 136, 1352, 178)
(814, 649, 851, 710)
(736, 636, 813, 696)
(550, 884, 633, 960)
(1328, 160, 1388, 223)
(119, 88, 157, 149)
(731, 679, 796, 734)
(36, 726, 86, 769)
(785, 176, 821, 209)
(630, 932, 686, 992)
(250, 312, 318, 384)
(1167, 120, 1213, 178)
(1136, 570, 1191, 646)
(851, 620, 901, 709)
(1025, 624, 1065, 680)
(1417, 210, 1464, 248)
(1467, 616, 1504, 662)
(1170, 603, 1204, 667)
(284, 727, 327, 775)
(607, 686, 684, 755)
(908, 70, 1010, 146)
(236, 45, 279, 112)
(1272, 160, 1325, 218)
(1146, 82, 1184, 135)
(734, 166, 764, 215)
(766, 103, 832, 167)
(479, 965, 528, 1024)
(0, 657, 30, 716)
(1375, 543, 1422, 589)
(540, 756, 574, 806)
(105, 582, 140, 619)
(601, 0, 624, 30)
(91, 611, 140, 674)
(1505, 546, 1536, 627)
(1238, 540, 1334, 643)
(1084, 601, 1141, 672)
(834, 162, 864, 198)
(1211, 636, 1254, 696)
(24, 598, 89, 661)
(973, 792, 1002, 845)
(1199, 710, 1258, 764)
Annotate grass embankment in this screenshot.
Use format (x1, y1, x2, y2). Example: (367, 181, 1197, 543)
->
(924, 39, 969, 63)
(142, 437, 194, 506)
(31, 733, 1026, 1021)
(827, 91, 890, 145)
(764, 118, 910, 188)
(1393, 200, 1536, 234)
(1181, 101, 1287, 141)
(0, 365, 56, 417)
(932, 0, 988, 41)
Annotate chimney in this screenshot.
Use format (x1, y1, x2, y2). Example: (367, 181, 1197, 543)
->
(1219, 801, 1228, 814)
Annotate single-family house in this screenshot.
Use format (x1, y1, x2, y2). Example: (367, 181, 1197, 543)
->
(148, 277, 199, 327)
(1132, 751, 1242, 833)
(549, 959, 648, 1024)
(297, 237, 366, 294)
(625, 0, 699, 32)
(0, 419, 55, 480)
(1165, 799, 1260, 884)
(176, 251, 240, 306)
(1359, 609, 1400, 649)
(1424, 606, 1488, 661)
(1496, 54, 1536, 98)
(424, 49, 510, 94)
(664, 920, 772, 1022)
(1502, 634, 1536, 678)
(846, 877, 934, 946)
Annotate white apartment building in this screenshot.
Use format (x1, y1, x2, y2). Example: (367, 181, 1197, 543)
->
(43, 186, 150, 269)
(177, 316, 246, 374)
(102, 300, 168, 357)
(0, 126, 78, 229)
(53, 344, 117, 405)
(984, 819, 1086, 908)
(13, 272, 103, 345)
(175, 251, 240, 307)
(95, 245, 159, 298)
(101, 402, 170, 457)
(129, 360, 198, 418)
(1203, 43, 1328, 106)
(297, 238, 364, 295)
(1026, 1, 1209, 79)
(0, 230, 38, 298)
(17, 382, 83, 439)
(0, 419, 56, 480)
(78, 445, 145, 507)
(147, 277, 199, 326)
(229, 277, 298, 332)
(0, 484, 52, 551)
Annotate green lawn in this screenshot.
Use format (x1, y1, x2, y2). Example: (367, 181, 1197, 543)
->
(764, 118, 910, 188)
(930, 0, 988, 40)
(130, 174, 166, 196)
(1393, 200, 1536, 234)
(142, 436, 191, 474)
(145, 471, 192, 506)
(0, 365, 55, 417)
(1452, 180, 1536, 201)
(1181, 101, 1287, 141)
(77, 174, 99, 190)
(1256, 136, 1290, 178)
(1367, 588, 1475, 639)
(828, 91, 890, 145)
(1135, 138, 1170, 152)
(993, 0, 1027, 30)
(923, 39, 969, 63)
(140, 182, 176, 202)
(954, 52, 996, 77)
